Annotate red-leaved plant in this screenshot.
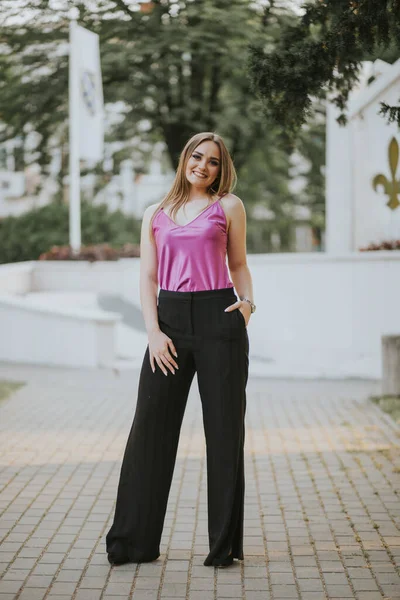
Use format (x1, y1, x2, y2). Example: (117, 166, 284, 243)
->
(39, 243, 140, 262)
(359, 240, 400, 251)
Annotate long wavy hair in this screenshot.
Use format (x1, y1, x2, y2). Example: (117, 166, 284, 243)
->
(149, 132, 237, 240)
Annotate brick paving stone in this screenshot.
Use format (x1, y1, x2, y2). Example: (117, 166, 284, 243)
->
(215, 584, 243, 598)
(186, 592, 211, 600)
(2, 366, 400, 600)
(271, 584, 299, 598)
(24, 575, 54, 588)
(189, 578, 214, 590)
(0, 582, 22, 594)
(18, 589, 47, 600)
(297, 578, 324, 592)
(49, 581, 81, 595)
(74, 590, 102, 600)
(295, 567, 320, 578)
(325, 584, 355, 597)
(136, 565, 163, 577)
(163, 571, 188, 584)
(270, 572, 296, 585)
(244, 577, 269, 590)
(351, 577, 380, 591)
(246, 593, 271, 600)
(323, 572, 349, 586)
(104, 581, 133, 595)
(133, 577, 160, 590)
(131, 592, 158, 600)
(158, 582, 187, 597)
(378, 583, 400, 598)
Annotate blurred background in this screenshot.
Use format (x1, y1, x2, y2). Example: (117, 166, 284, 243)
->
(0, 0, 399, 380)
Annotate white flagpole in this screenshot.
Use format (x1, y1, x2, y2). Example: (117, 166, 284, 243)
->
(69, 19, 81, 252)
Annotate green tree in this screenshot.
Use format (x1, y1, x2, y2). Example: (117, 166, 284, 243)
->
(249, 0, 400, 140)
(0, 0, 268, 170)
(0, 0, 324, 254)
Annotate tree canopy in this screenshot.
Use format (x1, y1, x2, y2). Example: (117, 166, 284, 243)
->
(0, 0, 272, 170)
(0, 0, 327, 253)
(249, 0, 400, 140)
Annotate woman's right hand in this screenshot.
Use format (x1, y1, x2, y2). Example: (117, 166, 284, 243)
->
(148, 329, 179, 375)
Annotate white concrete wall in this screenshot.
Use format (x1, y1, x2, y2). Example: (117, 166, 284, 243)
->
(247, 252, 400, 378)
(30, 254, 400, 378)
(31, 259, 141, 305)
(1, 254, 399, 377)
(0, 262, 34, 294)
(0, 293, 120, 368)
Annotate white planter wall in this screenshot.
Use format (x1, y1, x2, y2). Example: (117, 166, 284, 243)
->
(0, 253, 399, 377)
(247, 252, 400, 377)
(0, 294, 120, 368)
(0, 262, 34, 294)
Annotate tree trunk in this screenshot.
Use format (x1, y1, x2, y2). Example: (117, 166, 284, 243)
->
(382, 335, 400, 396)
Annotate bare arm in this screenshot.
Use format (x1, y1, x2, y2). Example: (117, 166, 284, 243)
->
(140, 204, 179, 374)
(139, 204, 161, 335)
(221, 194, 254, 324)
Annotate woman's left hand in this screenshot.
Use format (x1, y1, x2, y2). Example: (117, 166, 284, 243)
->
(224, 300, 252, 327)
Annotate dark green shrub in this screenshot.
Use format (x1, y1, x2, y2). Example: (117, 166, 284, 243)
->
(0, 202, 141, 264)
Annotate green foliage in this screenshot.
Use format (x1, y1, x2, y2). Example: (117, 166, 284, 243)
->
(294, 101, 326, 234)
(0, 380, 24, 403)
(0, 1, 326, 253)
(0, 202, 141, 264)
(0, 0, 265, 170)
(249, 0, 400, 140)
(380, 102, 400, 127)
(371, 395, 400, 425)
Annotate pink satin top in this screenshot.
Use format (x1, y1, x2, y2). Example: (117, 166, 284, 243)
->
(152, 198, 234, 292)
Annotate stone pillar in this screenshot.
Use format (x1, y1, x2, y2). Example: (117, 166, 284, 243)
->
(382, 335, 400, 396)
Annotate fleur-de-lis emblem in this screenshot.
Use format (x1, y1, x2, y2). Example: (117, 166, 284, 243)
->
(372, 137, 400, 210)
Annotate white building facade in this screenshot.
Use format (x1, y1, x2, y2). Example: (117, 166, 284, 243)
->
(326, 59, 400, 253)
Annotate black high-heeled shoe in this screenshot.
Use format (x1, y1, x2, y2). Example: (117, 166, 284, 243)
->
(210, 553, 234, 568)
(107, 541, 131, 566)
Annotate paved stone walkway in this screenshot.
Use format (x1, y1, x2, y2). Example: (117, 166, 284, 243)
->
(0, 364, 399, 600)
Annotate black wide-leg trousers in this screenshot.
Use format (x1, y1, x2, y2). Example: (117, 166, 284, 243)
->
(106, 287, 249, 566)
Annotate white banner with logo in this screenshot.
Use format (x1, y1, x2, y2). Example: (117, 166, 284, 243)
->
(70, 23, 104, 162)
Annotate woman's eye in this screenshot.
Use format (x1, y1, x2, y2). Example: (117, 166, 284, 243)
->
(211, 160, 219, 166)
(192, 154, 200, 160)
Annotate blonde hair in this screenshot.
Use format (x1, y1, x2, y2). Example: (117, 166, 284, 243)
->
(149, 132, 237, 239)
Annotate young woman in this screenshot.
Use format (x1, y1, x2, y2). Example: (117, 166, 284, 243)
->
(106, 131, 255, 568)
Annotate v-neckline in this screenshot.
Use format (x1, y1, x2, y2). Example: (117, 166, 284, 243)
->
(162, 198, 221, 228)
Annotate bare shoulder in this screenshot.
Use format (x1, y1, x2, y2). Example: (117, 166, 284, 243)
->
(142, 202, 162, 223)
(221, 192, 244, 212)
(220, 193, 246, 227)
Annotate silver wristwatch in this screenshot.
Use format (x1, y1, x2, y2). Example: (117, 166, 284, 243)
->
(240, 296, 256, 313)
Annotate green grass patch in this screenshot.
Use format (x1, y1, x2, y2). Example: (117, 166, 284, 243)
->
(0, 380, 24, 402)
(370, 395, 400, 425)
